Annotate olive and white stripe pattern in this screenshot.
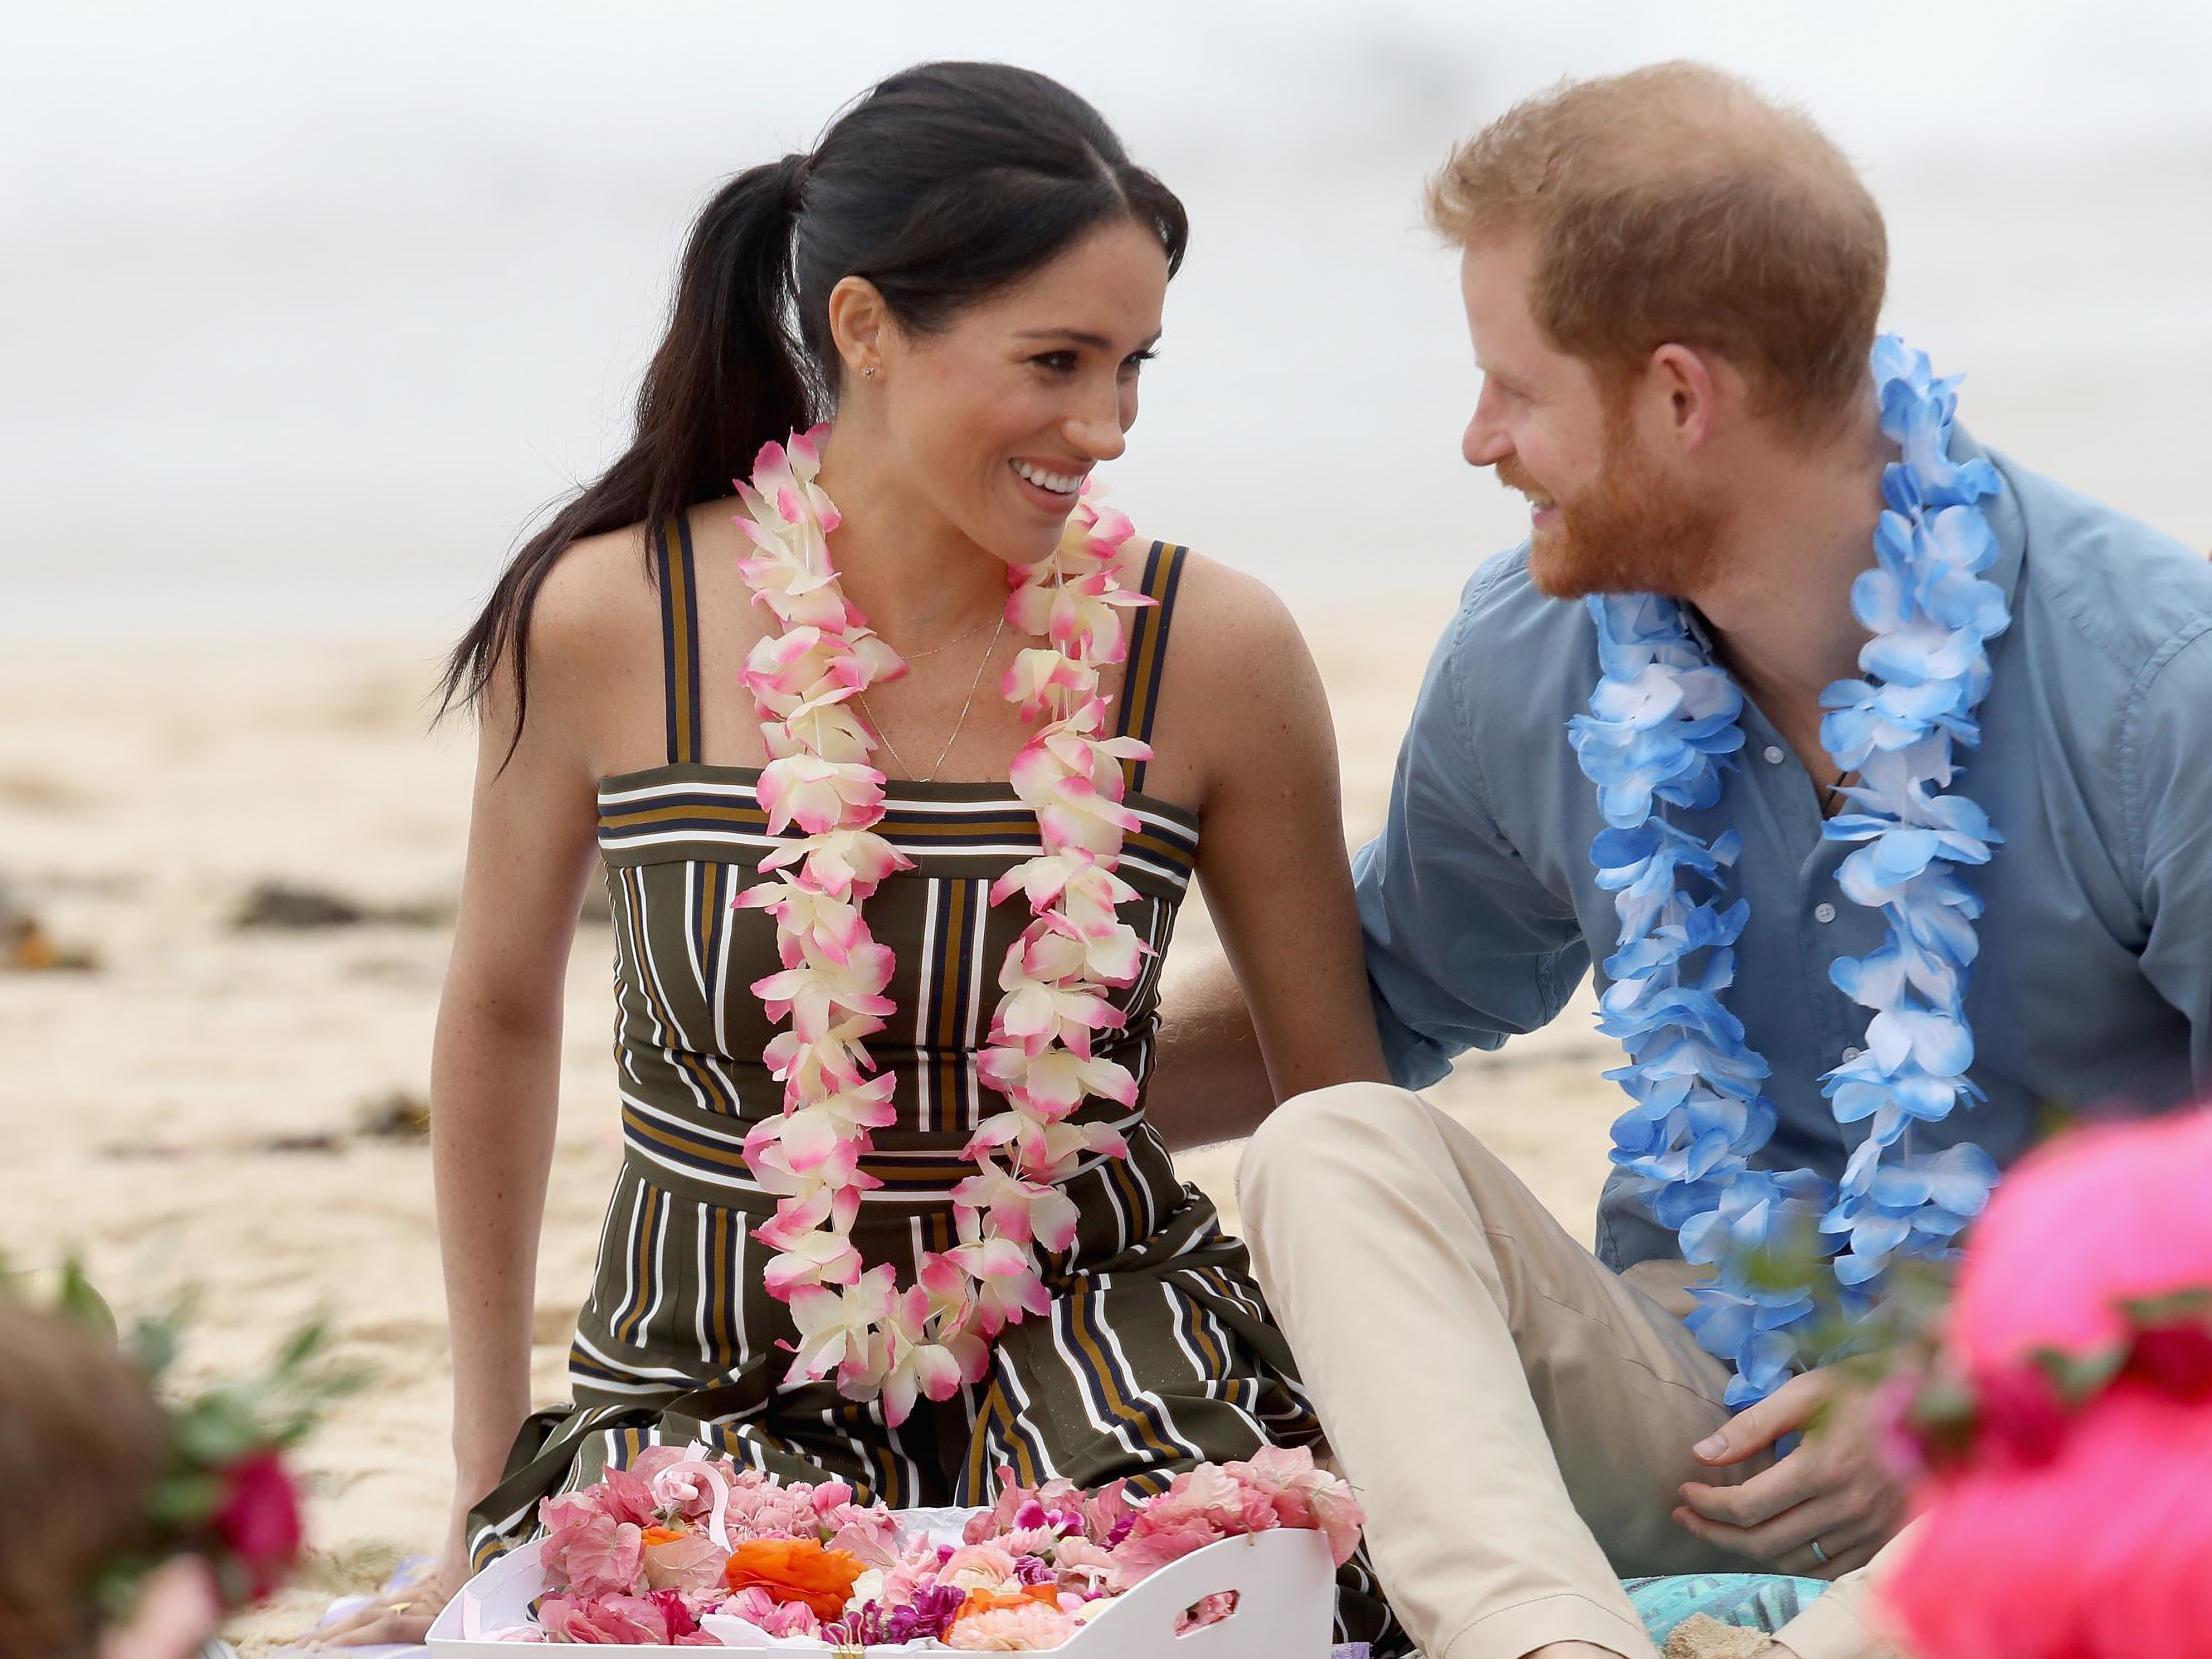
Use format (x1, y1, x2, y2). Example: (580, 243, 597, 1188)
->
(462, 530, 1404, 1650)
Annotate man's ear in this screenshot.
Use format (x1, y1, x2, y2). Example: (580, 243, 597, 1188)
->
(1646, 342, 1722, 453)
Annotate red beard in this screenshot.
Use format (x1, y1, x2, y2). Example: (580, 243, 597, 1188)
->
(1501, 407, 1728, 600)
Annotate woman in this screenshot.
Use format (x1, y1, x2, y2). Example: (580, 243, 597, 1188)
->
(329, 61, 1398, 1647)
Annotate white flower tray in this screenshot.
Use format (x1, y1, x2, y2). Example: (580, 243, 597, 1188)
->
(426, 1508, 1337, 1657)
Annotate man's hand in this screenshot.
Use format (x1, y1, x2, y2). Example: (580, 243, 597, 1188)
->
(1672, 1367, 1906, 1579)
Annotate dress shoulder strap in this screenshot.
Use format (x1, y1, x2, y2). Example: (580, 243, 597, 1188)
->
(1112, 540, 1188, 794)
(654, 514, 703, 766)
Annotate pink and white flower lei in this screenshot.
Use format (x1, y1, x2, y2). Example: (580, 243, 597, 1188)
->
(730, 426, 1157, 1424)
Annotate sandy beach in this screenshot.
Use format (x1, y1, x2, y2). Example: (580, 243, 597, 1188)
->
(0, 598, 1627, 1650)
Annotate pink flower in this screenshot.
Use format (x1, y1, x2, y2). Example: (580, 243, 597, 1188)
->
(1174, 1591, 1240, 1634)
(756, 754, 886, 838)
(758, 828, 912, 901)
(939, 1542, 1022, 1594)
(1223, 1443, 1366, 1566)
(1106, 1464, 1244, 1582)
(940, 1231, 1051, 1336)
(641, 1526, 728, 1593)
(1002, 648, 1099, 722)
(751, 939, 896, 1041)
(719, 1585, 826, 1640)
(945, 1600, 1079, 1650)
(593, 1463, 659, 1528)
(989, 852, 1138, 934)
(1048, 1536, 1126, 1596)
(762, 1016, 883, 1108)
(1007, 729, 1144, 857)
(964, 1110, 1127, 1187)
(982, 1045, 1138, 1121)
(950, 1169, 1078, 1255)
(1079, 1479, 1134, 1545)
(536, 1589, 716, 1645)
(540, 1513, 645, 1598)
(818, 1500, 904, 1569)
(1108, 1515, 1222, 1582)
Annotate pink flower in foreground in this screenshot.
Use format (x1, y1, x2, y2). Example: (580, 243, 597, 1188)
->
(938, 1542, 1022, 1595)
(592, 1464, 659, 1528)
(208, 1450, 305, 1600)
(641, 1527, 727, 1593)
(1049, 1535, 1126, 1596)
(818, 1499, 904, 1569)
(713, 1583, 829, 1640)
(945, 1600, 1080, 1650)
(1108, 1515, 1223, 1583)
(1106, 1463, 1246, 1582)
(1225, 1443, 1367, 1566)
(539, 1512, 644, 1599)
(1174, 1591, 1239, 1635)
(536, 1589, 715, 1645)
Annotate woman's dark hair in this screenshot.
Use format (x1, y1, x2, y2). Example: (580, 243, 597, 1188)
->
(439, 60, 1189, 749)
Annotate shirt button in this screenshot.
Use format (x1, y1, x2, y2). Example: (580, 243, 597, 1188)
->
(1762, 744, 1786, 765)
(1842, 1045, 1864, 1061)
(1814, 902, 1838, 924)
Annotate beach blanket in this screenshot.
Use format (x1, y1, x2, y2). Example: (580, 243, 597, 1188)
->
(1625, 1572, 1827, 1646)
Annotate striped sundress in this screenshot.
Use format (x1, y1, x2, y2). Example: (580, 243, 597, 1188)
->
(466, 519, 1402, 1651)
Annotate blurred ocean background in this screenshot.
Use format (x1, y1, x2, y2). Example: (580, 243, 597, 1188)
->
(6, 0, 2210, 639)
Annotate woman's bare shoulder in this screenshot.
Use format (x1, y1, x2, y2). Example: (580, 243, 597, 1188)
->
(1156, 548, 1312, 700)
(1141, 547, 1329, 811)
(524, 522, 658, 679)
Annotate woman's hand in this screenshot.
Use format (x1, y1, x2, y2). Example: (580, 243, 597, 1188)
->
(305, 1527, 473, 1647)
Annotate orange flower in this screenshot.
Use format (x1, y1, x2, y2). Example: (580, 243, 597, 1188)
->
(639, 1525, 687, 1547)
(957, 1583, 1062, 1620)
(721, 1537, 864, 1621)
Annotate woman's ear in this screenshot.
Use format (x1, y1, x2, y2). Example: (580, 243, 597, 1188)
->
(826, 275, 890, 385)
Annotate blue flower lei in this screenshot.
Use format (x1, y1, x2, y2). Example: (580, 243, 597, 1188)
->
(1569, 337, 2009, 1404)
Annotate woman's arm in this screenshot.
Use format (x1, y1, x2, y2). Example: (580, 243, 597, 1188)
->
(433, 657, 602, 1520)
(1147, 562, 1390, 1150)
(320, 556, 611, 1645)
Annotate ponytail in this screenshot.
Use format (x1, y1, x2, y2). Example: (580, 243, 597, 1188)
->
(436, 153, 816, 756)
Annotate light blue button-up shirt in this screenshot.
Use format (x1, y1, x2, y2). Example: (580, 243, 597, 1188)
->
(1356, 433, 2212, 1272)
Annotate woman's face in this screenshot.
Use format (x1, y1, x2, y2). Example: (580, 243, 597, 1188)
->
(866, 217, 1169, 567)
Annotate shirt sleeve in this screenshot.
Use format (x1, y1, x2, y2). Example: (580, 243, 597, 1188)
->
(1356, 573, 1590, 1089)
(2131, 620, 2212, 1088)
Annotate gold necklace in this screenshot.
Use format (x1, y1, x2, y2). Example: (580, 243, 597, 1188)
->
(890, 610, 996, 660)
(857, 612, 1006, 782)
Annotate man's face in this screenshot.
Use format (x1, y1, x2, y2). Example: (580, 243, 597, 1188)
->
(1456, 236, 1724, 599)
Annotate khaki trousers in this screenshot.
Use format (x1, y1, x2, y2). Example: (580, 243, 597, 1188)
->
(1238, 1082, 1910, 1659)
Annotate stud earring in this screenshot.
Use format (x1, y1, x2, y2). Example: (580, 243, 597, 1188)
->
(863, 364, 878, 379)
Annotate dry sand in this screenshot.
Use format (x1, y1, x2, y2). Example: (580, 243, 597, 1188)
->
(0, 598, 1625, 1649)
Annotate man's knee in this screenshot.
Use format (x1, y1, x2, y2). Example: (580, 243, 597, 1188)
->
(1237, 1079, 1458, 1221)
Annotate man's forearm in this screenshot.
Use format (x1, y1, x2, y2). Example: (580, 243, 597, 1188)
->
(1148, 949, 1280, 1150)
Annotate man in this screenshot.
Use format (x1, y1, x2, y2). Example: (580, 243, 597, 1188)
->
(1154, 62, 2211, 1659)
